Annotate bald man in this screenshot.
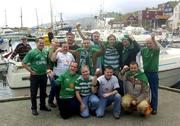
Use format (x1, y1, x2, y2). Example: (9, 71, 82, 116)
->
(141, 35, 160, 115)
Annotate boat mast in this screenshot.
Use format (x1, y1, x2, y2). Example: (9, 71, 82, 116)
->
(35, 8, 39, 29)
(50, 0, 53, 29)
(4, 9, 8, 27)
(20, 7, 23, 28)
(59, 12, 63, 28)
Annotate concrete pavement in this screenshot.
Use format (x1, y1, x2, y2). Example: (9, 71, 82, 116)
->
(0, 89, 180, 126)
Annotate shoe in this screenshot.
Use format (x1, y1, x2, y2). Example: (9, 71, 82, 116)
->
(32, 110, 39, 116)
(144, 105, 152, 116)
(113, 113, 120, 119)
(48, 102, 56, 108)
(40, 106, 51, 111)
(151, 110, 157, 115)
(89, 110, 96, 116)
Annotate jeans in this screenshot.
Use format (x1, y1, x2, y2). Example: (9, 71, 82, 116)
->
(96, 93, 121, 117)
(80, 94, 99, 118)
(48, 75, 57, 103)
(30, 74, 47, 110)
(145, 72, 159, 111)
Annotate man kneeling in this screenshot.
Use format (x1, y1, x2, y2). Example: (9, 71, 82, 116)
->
(120, 61, 152, 116)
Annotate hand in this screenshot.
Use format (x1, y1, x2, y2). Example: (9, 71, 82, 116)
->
(95, 68, 102, 77)
(47, 70, 54, 78)
(131, 100, 137, 106)
(121, 65, 129, 74)
(123, 65, 129, 71)
(76, 23, 81, 29)
(30, 70, 36, 75)
(80, 103, 86, 112)
(92, 76, 97, 85)
(103, 93, 111, 98)
(56, 47, 62, 52)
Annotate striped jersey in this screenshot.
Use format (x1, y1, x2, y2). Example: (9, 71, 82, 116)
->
(75, 75, 93, 96)
(104, 47, 120, 70)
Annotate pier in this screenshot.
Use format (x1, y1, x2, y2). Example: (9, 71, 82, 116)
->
(0, 83, 180, 126)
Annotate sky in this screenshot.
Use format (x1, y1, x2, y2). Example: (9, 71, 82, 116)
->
(0, 0, 177, 27)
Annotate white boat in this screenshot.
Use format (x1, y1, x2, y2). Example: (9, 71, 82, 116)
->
(7, 60, 31, 88)
(6, 60, 50, 89)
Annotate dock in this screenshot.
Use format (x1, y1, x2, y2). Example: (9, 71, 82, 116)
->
(0, 87, 180, 126)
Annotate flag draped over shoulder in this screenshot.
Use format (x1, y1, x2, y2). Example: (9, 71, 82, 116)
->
(125, 70, 149, 85)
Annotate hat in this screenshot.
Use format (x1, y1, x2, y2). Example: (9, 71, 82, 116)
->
(121, 36, 129, 41)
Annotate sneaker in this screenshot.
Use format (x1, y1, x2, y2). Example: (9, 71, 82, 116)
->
(32, 110, 39, 116)
(48, 102, 56, 108)
(40, 106, 51, 111)
(113, 113, 120, 119)
(151, 110, 157, 115)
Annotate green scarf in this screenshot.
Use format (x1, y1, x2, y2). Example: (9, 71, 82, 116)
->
(125, 70, 148, 85)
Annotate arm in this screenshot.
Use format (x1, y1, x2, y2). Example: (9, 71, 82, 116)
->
(119, 65, 129, 80)
(10, 46, 19, 59)
(151, 35, 160, 50)
(91, 76, 99, 94)
(92, 41, 105, 70)
(76, 23, 87, 40)
(50, 48, 61, 62)
(136, 83, 150, 103)
(22, 62, 36, 75)
(103, 88, 119, 98)
(69, 50, 80, 64)
(75, 90, 85, 112)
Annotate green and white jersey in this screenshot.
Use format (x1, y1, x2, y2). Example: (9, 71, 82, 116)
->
(104, 46, 120, 70)
(75, 75, 93, 97)
(23, 48, 48, 75)
(56, 71, 79, 99)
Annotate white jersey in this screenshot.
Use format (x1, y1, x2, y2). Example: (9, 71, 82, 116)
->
(97, 75, 119, 97)
(53, 52, 75, 76)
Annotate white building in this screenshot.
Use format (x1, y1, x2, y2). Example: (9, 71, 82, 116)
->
(170, 2, 180, 29)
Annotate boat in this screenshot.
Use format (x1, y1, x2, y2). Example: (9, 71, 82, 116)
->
(0, 32, 36, 42)
(6, 59, 50, 89)
(7, 60, 31, 88)
(0, 37, 9, 51)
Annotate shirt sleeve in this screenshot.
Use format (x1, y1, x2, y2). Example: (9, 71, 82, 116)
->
(22, 50, 32, 64)
(113, 76, 120, 89)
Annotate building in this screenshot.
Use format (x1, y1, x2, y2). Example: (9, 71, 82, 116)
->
(169, 2, 180, 30)
(138, 8, 164, 28)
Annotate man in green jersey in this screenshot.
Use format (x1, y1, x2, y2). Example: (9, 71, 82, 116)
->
(141, 35, 160, 115)
(22, 37, 51, 116)
(56, 61, 80, 119)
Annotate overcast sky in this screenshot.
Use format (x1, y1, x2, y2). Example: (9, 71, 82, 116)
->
(0, 0, 176, 27)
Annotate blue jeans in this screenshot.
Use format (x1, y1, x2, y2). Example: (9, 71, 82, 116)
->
(81, 94, 99, 118)
(48, 76, 56, 103)
(96, 93, 121, 117)
(145, 72, 159, 111)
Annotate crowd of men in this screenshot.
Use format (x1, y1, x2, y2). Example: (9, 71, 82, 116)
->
(11, 24, 159, 119)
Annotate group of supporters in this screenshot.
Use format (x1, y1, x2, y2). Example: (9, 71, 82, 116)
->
(12, 24, 159, 119)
